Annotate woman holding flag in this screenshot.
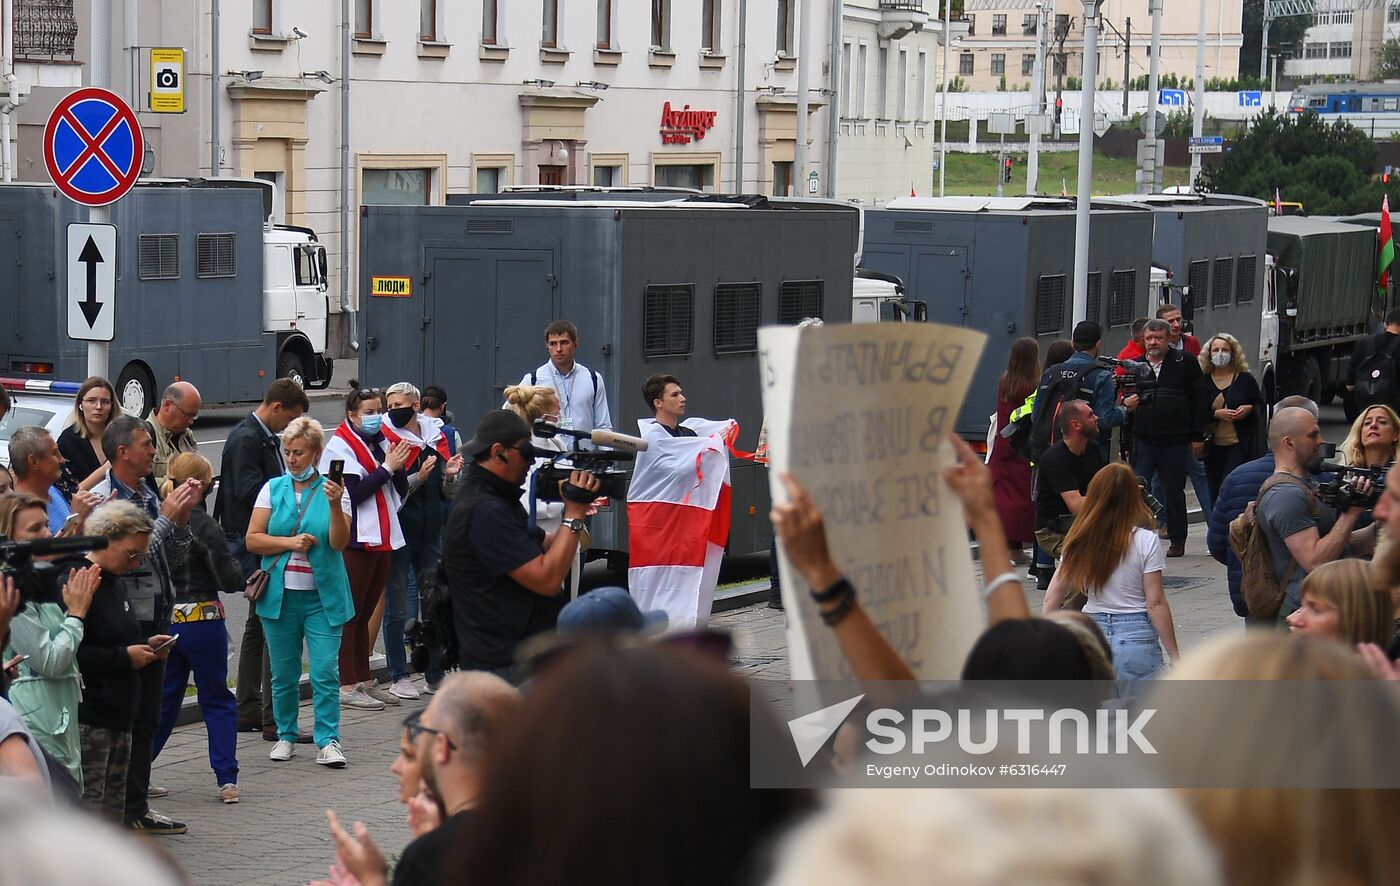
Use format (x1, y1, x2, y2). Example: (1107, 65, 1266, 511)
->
(321, 385, 412, 712)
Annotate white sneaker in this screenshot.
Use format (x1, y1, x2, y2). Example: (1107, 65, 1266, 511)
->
(269, 740, 294, 762)
(360, 682, 401, 706)
(340, 687, 385, 711)
(389, 678, 420, 700)
(316, 740, 347, 768)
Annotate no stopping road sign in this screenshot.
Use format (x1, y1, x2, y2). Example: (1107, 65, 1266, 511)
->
(43, 87, 144, 207)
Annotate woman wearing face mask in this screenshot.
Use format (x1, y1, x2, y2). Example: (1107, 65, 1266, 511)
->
(320, 385, 411, 713)
(246, 418, 353, 768)
(1337, 404, 1400, 469)
(1196, 334, 1264, 502)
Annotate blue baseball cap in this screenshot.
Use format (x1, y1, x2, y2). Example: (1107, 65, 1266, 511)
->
(557, 587, 668, 637)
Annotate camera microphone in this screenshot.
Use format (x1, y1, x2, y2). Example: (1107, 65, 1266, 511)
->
(590, 429, 649, 452)
(0, 535, 109, 558)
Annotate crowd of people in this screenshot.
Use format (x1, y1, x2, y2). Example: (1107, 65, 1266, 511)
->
(2, 304, 1400, 885)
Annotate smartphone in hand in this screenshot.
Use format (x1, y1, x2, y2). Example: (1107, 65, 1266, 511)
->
(151, 636, 178, 655)
(328, 459, 345, 485)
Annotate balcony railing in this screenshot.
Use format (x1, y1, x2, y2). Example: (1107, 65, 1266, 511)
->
(14, 0, 78, 60)
(879, 0, 925, 11)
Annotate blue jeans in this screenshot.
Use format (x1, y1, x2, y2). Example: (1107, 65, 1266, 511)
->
(1088, 611, 1164, 682)
(153, 619, 239, 786)
(1136, 441, 1189, 544)
(385, 539, 444, 683)
(1150, 453, 1211, 531)
(262, 590, 342, 748)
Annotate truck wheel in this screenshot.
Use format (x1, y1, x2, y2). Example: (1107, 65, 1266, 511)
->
(277, 351, 306, 389)
(116, 364, 155, 418)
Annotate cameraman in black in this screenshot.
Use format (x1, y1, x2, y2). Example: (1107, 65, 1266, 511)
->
(1131, 318, 1205, 558)
(442, 411, 599, 682)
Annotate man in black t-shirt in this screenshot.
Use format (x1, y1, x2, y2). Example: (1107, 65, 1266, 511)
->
(1033, 400, 1106, 559)
(441, 411, 599, 680)
(643, 373, 697, 437)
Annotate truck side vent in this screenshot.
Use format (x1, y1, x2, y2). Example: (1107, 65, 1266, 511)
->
(713, 282, 762, 354)
(196, 233, 237, 278)
(1236, 254, 1256, 304)
(1086, 272, 1103, 326)
(893, 220, 933, 233)
(779, 280, 824, 324)
(1109, 269, 1136, 327)
(643, 284, 695, 358)
(1188, 260, 1210, 313)
(466, 219, 513, 234)
(138, 234, 179, 281)
(1034, 274, 1065, 335)
(1213, 257, 1234, 308)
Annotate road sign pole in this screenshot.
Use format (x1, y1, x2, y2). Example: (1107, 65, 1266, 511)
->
(1073, 0, 1101, 327)
(1141, 0, 1162, 194)
(88, 0, 110, 379)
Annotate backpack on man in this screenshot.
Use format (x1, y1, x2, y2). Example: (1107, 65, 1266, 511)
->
(1024, 363, 1102, 461)
(1227, 473, 1318, 622)
(1353, 334, 1400, 410)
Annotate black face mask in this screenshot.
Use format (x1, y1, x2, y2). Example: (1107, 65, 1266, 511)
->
(387, 406, 416, 428)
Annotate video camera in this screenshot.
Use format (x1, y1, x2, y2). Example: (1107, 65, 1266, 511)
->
(0, 536, 109, 613)
(531, 420, 649, 505)
(1097, 355, 1147, 392)
(1314, 444, 1387, 511)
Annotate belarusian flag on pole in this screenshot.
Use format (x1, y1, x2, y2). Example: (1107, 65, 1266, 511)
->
(1275, 187, 1284, 216)
(1380, 194, 1394, 297)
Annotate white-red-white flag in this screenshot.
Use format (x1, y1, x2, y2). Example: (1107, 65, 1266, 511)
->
(627, 418, 734, 631)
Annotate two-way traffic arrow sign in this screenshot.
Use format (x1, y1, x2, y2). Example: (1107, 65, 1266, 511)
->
(67, 223, 116, 342)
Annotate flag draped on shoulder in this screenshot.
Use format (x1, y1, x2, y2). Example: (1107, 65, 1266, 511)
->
(627, 417, 734, 631)
(1380, 194, 1394, 297)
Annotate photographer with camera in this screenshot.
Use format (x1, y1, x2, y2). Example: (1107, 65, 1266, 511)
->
(1257, 407, 1375, 624)
(442, 411, 599, 683)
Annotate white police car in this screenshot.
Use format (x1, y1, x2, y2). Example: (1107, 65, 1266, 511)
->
(0, 379, 81, 468)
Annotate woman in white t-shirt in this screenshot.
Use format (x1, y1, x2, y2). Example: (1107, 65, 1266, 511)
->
(1043, 463, 1180, 681)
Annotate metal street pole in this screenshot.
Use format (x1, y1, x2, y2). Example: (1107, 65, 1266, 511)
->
(88, 0, 110, 379)
(794, 0, 812, 195)
(1260, 1, 1271, 82)
(1190, 0, 1206, 190)
(1072, 0, 1100, 326)
(938, 0, 952, 196)
(1123, 17, 1130, 116)
(1139, 0, 1162, 194)
(825, 0, 841, 197)
(1270, 51, 1279, 110)
(210, 0, 220, 177)
(1027, 1, 1049, 194)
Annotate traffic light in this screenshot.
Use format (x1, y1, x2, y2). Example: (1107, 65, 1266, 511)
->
(1055, 96, 1064, 124)
(1003, 157, 1014, 183)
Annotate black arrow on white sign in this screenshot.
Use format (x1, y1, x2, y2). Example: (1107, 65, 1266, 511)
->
(77, 236, 104, 328)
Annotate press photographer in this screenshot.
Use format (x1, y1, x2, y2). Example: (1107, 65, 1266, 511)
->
(441, 410, 600, 683)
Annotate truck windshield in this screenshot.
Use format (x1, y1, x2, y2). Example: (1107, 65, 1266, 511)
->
(295, 247, 319, 287)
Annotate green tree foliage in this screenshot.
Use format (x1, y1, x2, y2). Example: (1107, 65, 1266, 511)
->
(1239, 0, 1312, 80)
(1196, 111, 1380, 215)
(1375, 39, 1400, 80)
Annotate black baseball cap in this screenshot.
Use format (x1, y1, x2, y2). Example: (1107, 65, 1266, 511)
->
(464, 410, 531, 457)
(1072, 320, 1102, 349)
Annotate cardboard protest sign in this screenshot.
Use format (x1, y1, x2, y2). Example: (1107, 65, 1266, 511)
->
(759, 322, 987, 680)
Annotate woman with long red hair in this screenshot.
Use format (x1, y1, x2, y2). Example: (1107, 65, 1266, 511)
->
(990, 337, 1040, 562)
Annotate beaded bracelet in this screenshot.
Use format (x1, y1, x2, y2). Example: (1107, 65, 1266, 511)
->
(810, 577, 854, 604)
(819, 588, 858, 626)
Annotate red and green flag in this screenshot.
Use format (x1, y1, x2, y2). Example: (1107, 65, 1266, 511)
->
(1380, 194, 1394, 297)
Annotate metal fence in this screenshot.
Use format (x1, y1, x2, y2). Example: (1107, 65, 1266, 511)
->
(14, 0, 78, 60)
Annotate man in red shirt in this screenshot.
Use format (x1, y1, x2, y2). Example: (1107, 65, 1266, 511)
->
(1156, 304, 1200, 356)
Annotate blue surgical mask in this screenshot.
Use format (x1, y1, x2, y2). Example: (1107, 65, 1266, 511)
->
(291, 465, 316, 482)
(360, 414, 383, 435)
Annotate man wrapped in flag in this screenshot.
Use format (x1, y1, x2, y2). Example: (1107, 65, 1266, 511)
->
(627, 374, 734, 631)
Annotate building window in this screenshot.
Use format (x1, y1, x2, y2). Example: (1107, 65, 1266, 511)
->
(877, 45, 889, 118)
(1390, 4, 1400, 23)
(542, 0, 558, 47)
(1022, 53, 1035, 76)
(1329, 42, 1352, 59)
(1304, 42, 1326, 59)
(959, 53, 974, 76)
(777, 0, 794, 55)
(857, 43, 869, 117)
(363, 168, 431, 204)
(916, 49, 928, 120)
(772, 161, 793, 196)
(253, 0, 273, 35)
(476, 168, 501, 192)
(897, 49, 908, 120)
(1053, 54, 1066, 76)
(702, 0, 720, 51)
(654, 163, 715, 190)
(643, 284, 695, 358)
(779, 281, 824, 323)
(991, 54, 1005, 76)
(419, 0, 437, 41)
(841, 42, 853, 116)
(138, 234, 180, 281)
(593, 164, 623, 186)
(597, 0, 613, 48)
(196, 233, 236, 278)
(1035, 275, 1065, 335)
(652, 0, 670, 50)
(483, 0, 499, 45)
(713, 283, 762, 354)
(992, 14, 1006, 35)
(1023, 14, 1037, 35)
(354, 0, 374, 38)
(1055, 14, 1070, 36)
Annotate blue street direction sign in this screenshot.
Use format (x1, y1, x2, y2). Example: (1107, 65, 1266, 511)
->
(1238, 91, 1263, 107)
(1188, 136, 1224, 154)
(43, 87, 144, 207)
(1159, 89, 1187, 107)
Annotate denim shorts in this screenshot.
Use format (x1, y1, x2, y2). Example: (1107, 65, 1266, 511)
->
(1087, 611, 1164, 682)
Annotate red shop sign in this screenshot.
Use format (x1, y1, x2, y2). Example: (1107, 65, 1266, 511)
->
(660, 102, 717, 144)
